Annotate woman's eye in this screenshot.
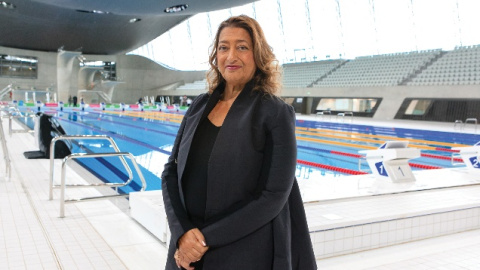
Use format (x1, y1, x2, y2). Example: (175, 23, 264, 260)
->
(238, 46, 248, 50)
(218, 46, 227, 51)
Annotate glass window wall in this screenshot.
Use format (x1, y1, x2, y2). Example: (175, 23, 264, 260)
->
(129, 0, 480, 71)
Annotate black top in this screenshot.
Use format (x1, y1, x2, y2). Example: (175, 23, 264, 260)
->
(181, 118, 220, 228)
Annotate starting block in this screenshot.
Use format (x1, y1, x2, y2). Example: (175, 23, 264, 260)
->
(359, 141, 420, 182)
(452, 141, 480, 170)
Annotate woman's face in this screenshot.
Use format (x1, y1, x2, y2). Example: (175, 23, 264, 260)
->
(217, 27, 256, 88)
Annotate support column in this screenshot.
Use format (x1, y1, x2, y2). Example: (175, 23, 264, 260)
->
(57, 51, 81, 103)
(303, 96, 314, 115)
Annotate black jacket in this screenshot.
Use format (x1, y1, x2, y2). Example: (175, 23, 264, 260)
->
(162, 81, 317, 269)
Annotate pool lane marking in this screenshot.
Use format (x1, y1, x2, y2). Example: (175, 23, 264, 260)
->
(297, 136, 378, 150)
(63, 113, 178, 137)
(56, 115, 451, 172)
(64, 117, 371, 175)
(56, 118, 172, 154)
(60, 110, 463, 154)
(297, 130, 385, 144)
(103, 111, 183, 122)
(297, 159, 367, 175)
(295, 127, 470, 149)
(105, 112, 458, 149)
(296, 126, 469, 148)
(299, 144, 462, 163)
(103, 111, 183, 123)
(100, 111, 465, 150)
(51, 109, 472, 149)
(297, 133, 439, 151)
(76, 113, 180, 133)
(89, 112, 460, 152)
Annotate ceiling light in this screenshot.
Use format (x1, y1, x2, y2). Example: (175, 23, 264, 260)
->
(164, 4, 188, 13)
(92, 10, 108, 14)
(76, 9, 111, 15)
(129, 18, 141, 23)
(0, 1, 15, 9)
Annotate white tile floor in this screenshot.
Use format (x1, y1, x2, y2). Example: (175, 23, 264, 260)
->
(1, 118, 165, 270)
(1, 115, 480, 269)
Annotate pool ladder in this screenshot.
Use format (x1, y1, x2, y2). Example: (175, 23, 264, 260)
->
(49, 135, 147, 218)
(7, 107, 36, 135)
(454, 118, 477, 133)
(0, 105, 26, 180)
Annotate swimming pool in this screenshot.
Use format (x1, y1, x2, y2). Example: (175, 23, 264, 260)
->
(16, 106, 480, 193)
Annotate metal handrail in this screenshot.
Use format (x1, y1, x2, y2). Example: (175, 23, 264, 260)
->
(0, 116, 11, 180)
(451, 152, 465, 166)
(358, 156, 368, 172)
(336, 111, 353, 123)
(8, 108, 36, 135)
(316, 110, 332, 121)
(59, 151, 147, 217)
(454, 120, 463, 130)
(0, 84, 13, 100)
(49, 135, 133, 200)
(464, 118, 477, 133)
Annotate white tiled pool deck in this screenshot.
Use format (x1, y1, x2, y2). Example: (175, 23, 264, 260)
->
(1, 115, 480, 269)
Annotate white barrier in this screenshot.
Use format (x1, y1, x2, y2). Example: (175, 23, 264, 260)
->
(129, 190, 170, 244)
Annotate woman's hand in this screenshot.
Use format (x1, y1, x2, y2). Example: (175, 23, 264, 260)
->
(178, 228, 209, 263)
(174, 249, 194, 270)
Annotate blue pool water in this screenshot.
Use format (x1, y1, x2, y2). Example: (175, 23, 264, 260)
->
(17, 107, 480, 194)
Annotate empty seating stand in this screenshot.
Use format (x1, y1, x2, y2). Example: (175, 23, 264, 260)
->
(179, 46, 480, 90)
(282, 60, 345, 88)
(313, 50, 441, 88)
(408, 45, 480, 86)
(175, 79, 207, 90)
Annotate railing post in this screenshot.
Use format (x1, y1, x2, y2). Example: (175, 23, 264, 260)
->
(127, 153, 147, 191)
(49, 138, 57, 200)
(60, 156, 68, 218)
(0, 116, 11, 180)
(8, 116, 12, 136)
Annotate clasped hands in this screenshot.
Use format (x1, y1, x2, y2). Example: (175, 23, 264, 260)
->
(175, 228, 209, 269)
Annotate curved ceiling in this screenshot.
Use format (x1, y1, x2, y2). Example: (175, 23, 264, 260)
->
(0, 0, 256, 55)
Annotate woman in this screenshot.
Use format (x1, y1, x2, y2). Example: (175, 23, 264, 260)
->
(162, 15, 316, 270)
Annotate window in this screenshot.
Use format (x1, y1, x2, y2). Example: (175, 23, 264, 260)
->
(129, 0, 480, 71)
(0, 54, 37, 78)
(316, 98, 379, 113)
(80, 61, 117, 81)
(404, 99, 432, 115)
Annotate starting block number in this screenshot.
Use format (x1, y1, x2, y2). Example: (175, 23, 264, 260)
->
(469, 156, 480, 168)
(375, 160, 414, 182)
(389, 164, 412, 180)
(375, 161, 388, 176)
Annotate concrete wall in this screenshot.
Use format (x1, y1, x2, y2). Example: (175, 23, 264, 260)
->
(0, 46, 57, 91)
(163, 84, 480, 120)
(0, 46, 205, 104)
(280, 85, 480, 120)
(114, 55, 205, 103)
